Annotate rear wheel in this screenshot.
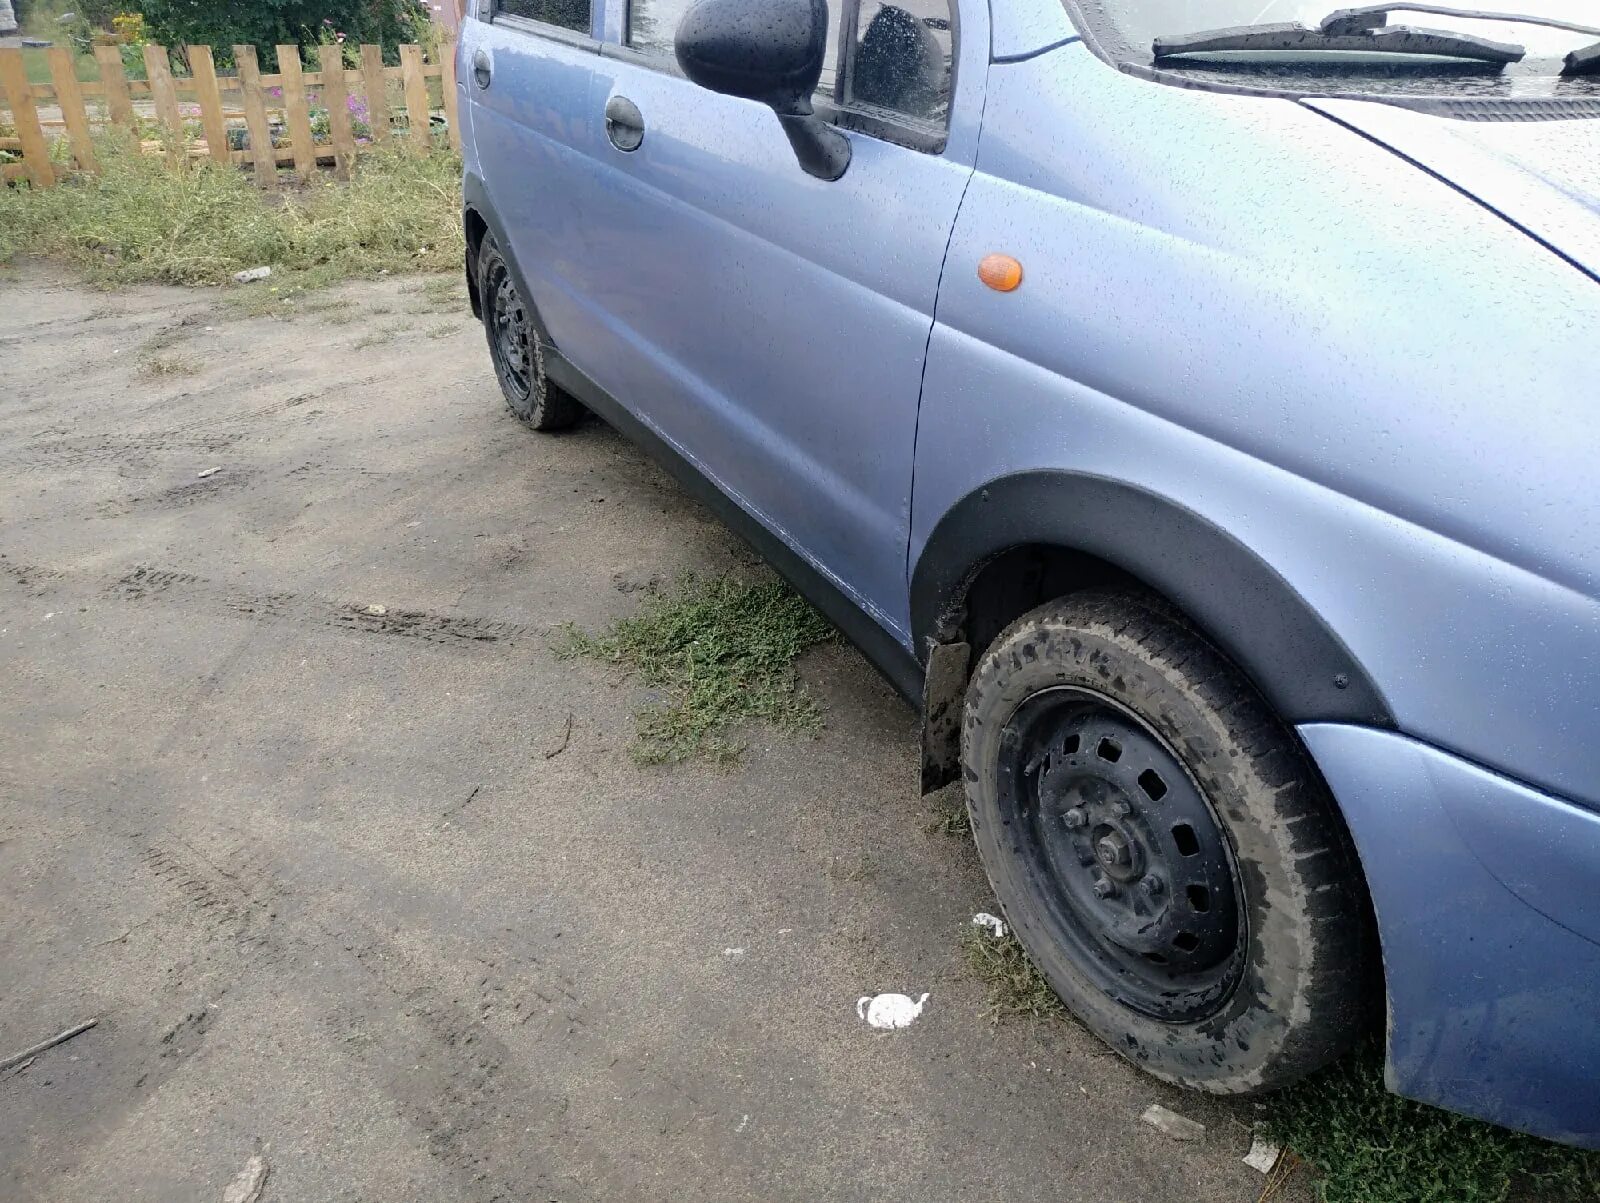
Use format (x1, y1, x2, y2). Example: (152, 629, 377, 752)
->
(478, 235, 584, 432)
(961, 590, 1370, 1093)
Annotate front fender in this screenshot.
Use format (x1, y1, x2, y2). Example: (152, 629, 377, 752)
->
(910, 470, 1392, 731)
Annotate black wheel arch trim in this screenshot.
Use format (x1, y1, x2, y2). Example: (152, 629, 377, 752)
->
(911, 471, 1393, 788)
(462, 179, 924, 706)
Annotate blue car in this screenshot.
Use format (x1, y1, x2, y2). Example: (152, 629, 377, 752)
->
(456, 0, 1600, 1147)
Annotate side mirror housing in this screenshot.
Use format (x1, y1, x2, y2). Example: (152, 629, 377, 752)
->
(675, 0, 852, 181)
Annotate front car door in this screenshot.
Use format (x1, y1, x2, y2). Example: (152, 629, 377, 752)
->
(553, 0, 988, 646)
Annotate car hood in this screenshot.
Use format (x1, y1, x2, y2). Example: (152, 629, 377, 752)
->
(1304, 98, 1600, 280)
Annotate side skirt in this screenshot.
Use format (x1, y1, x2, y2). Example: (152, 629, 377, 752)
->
(542, 350, 926, 709)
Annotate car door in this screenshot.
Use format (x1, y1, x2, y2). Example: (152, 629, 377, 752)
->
(460, 0, 613, 356)
(552, 0, 986, 643)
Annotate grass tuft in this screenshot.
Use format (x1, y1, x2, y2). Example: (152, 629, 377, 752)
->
(1265, 1044, 1600, 1203)
(557, 572, 834, 764)
(924, 793, 972, 837)
(961, 926, 1067, 1023)
(139, 353, 200, 377)
(0, 133, 463, 287)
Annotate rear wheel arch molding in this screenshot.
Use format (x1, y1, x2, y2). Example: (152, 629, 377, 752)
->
(462, 178, 545, 336)
(911, 471, 1393, 788)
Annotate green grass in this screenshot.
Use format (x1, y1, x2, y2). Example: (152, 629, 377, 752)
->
(962, 927, 1067, 1023)
(962, 923, 1600, 1201)
(557, 572, 835, 764)
(21, 46, 102, 85)
(1266, 1045, 1600, 1203)
(0, 132, 463, 288)
(16, 1, 107, 85)
(924, 792, 971, 837)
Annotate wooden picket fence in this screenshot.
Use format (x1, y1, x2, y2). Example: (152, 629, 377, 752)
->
(0, 39, 460, 188)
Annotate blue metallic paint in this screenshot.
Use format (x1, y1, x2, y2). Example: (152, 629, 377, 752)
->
(462, 0, 1599, 1144)
(915, 45, 1600, 811)
(1302, 724, 1600, 1149)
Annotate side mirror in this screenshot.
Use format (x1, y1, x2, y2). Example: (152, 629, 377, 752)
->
(675, 0, 852, 181)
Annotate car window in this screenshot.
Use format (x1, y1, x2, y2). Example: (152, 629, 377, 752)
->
(497, 0, 592, 34)
(846, 0, 952, 125)
(626, 0, 839, 97)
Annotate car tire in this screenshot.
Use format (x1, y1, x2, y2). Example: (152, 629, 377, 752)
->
(961, 589, 1370, 1093)
(477, 235, 584, 433)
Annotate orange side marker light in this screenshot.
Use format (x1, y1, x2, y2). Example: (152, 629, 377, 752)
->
(978, 253, 1024, 292)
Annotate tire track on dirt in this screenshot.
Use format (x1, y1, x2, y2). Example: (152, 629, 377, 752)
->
(128, 816, 695, 1200)
(104, 564, 536, 650)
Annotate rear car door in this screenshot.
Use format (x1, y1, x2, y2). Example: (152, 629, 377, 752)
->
(557, 0, 987, 643)
(459, 0, 608, 359)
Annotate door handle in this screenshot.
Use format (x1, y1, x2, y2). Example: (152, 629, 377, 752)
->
(472, 49, 492, 89)
(605, 94, 645, 152)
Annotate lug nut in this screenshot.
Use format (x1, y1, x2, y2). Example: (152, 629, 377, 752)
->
(1063, 807, 1087, 829)
(1111, 798, 1132, 817)
(1141, 876, 1164, 898)
(1092, 876, 1117, 899)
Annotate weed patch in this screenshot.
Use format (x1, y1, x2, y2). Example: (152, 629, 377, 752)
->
(139, 353, 200, 377)
(924, 793, 971, 837)
(0, 134, 463, 287)
(962, 927, 1066, 1023)
(557, 572, 834, 764)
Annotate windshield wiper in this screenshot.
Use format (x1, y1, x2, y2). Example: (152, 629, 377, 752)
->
(1320, 5, 1599, 39)
(1325, 2, 1600, 68)
(1154, 10, 1525, 65)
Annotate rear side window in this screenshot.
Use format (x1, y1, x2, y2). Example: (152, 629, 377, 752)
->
(626, 0, 841, 96)
(497, 0, 592, 33)
(846, 0, 952, 125)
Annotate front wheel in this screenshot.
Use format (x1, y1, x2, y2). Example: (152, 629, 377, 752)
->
(478, 235, 585, 433)
(961, 590, 1371, 1093)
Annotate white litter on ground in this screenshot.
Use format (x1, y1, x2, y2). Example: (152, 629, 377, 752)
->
(971, 912, 1007, 939)
(232, 266, 272, 284)
(1141, 1104, 1206, 1141)
(857, 992, 929, 1029)
(1243, 1131, 1282, 1173)
(722, 947, 745, 958)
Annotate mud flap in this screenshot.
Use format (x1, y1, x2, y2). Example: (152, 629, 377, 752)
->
(920, 638, 970, 794)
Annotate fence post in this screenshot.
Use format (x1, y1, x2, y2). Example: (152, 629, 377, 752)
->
(46, 45, 97, 172)
(234, 45, 276, 186)
(317, 45, 356, 178)
(93, 44, 135, 128)
(440, 35, 460, 152)
(0, 47, 54, 187)
(360, 44, 390, 143)
(142, 43, 185, 164)
(275, 44, 317, 178)
(399, 43, 430, 153)
(187, 45, 230, 164)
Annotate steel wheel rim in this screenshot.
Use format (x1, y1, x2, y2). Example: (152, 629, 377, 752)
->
(487, 263, 532, 401)
(994, 686, 1247, 1021)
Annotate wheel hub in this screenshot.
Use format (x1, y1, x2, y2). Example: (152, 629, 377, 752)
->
(488, 268, 533, 400)
(997, 687, 1246, 1020)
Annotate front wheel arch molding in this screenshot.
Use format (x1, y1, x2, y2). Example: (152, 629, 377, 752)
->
(911, 471, 1393, 790)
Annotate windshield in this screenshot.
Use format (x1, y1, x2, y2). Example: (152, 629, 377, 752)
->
(1076, 0, 1600, 96)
